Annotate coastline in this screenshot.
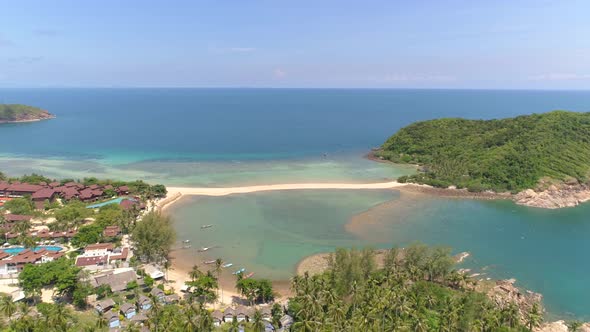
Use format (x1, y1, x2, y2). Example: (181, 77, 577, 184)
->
(0, 114, 56, 124)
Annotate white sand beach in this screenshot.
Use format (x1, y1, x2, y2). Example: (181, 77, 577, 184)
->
(156, 181, 406, 211)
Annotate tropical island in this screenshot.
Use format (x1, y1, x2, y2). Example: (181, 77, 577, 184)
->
(374, 111, 590, 208)
(0, 104, 55, 124)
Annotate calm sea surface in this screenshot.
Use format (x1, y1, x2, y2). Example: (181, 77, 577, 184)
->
(1, 88, 590, 319)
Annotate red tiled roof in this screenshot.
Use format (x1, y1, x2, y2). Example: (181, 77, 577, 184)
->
(3, 214, 33, 222)
(49, 182, 60, 188)
(89, 184, 101, 190)
(79, 188, 94, 199)
(64, 182, 78, 187)
(76, 255, 108, 267)
(0, 182, 9, 191)
(120, 199, 137, 210)
(118, 186, 129, 192)
(104, 185, 114, 190)
(103, 225, 121, 237)
(62, 187, 80, 199)
(85, 243, 115, 251)
(32, 188, 56, 200)
(91, 189, 104, 197)
(109, 247, 129, 262)
(7, 183, 44, 193)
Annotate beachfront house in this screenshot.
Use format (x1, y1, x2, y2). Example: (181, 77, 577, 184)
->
(261, 306, 272, 322)
(95, 298, 115, 313)
(130, 312, 148, 325)
(279, 315, 294, 331)
(150, 287, 165, 302)
(104, 309, 120, 329)
(212, 310, 223, 326)
(164, 293, 180, 304)
(236, 305, 249, 322)
(120, 303, 136, 319)
(137, 295, 152, 311)
(223, 308, 235, 322)
(144, 264, 165, 279)
(0, 248, 64, 276)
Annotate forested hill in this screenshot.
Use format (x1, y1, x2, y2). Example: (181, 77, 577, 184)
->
(377, 111, 590, 192)
(0, 104, 55, 123)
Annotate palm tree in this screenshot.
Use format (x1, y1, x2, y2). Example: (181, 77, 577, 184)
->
(214, 258, 224, 303)
(228, 316, 240, 332)
(251, 309, 265, 332)
(189, 264, 201, 282)
(0, 294, 16, 321)
(50, 303, 72, 332)
(526, 303, 542, 331)
(95, 312, 108, 330)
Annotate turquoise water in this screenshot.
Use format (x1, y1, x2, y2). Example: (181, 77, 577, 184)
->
(2, 246, 63, 254)
(170, 190, 397, 278)
(1, 88, 590, 318)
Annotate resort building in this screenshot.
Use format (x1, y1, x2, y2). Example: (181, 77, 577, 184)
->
(120, 303, 136, 319)
(90, 269, 139, 292)
(0, 248, 64, 275)
(75, 243, 130, 270)
(137, 295, 152, 311)
(31, 188, 57, 209)
(95, 298, 115, 313)
(1, 214, 32, 231)
(103, 309, 120, 329)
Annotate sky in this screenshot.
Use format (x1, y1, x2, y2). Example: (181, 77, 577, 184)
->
(1, 0, 590, 89)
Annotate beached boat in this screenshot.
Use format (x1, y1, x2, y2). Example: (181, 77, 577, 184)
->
(203, 260, 216, 264)
(232, 268, 245, 275)
(201, 224, 213, 229)
(222, 263, 233, 268)
(198, 247, 210, 252)
(244, 272, 254, 279)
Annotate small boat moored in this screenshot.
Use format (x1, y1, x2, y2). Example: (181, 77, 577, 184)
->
(244, 272, 254, 279)
(222, 263, 233, 268)
(201, 224, 213, 229)
(203, 260, 216, 264)
(232, 268, 246, 275)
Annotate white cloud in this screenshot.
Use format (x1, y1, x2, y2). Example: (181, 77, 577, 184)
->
(227, 47, 256, 53)
(528, 73, 590, 81)
(368, 74, 456, 83)
(273, 68, 286, 78)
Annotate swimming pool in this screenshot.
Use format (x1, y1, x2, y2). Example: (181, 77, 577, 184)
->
(2, 246, 63, 255)
(86, 197, 134, 209)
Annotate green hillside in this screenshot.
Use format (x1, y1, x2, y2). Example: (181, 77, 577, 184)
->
(0, 104, 54, 122)
(377, 111, 590, 192)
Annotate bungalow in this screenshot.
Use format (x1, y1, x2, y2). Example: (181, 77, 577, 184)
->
(120, 302, 136, 319)
(103, 225, 121, 238)
(261, 306, 272, 322)
(279, 315, 294, 331)
(78, 188, 95, 202)
(223, 308, 235, 322)
(120, 199, 139, 211)
(236, 305, 249, 322)
(31, 188, 57, 210)
(150, 287, 165, 302)
(1, 214, 32, 231)
(117, 186, 130, 195)
(130, 312, 148, 324)
(164, 293, 180, 304)
(104, 309, 120, 329)
(212, 310, 223, 327)
(95, 298, 115, 313)
(137, 295, 152, 311)
(48, 182, 60, 188)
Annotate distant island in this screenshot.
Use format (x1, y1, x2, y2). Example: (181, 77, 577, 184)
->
(375, 111, 590, 208)
(0, 104, 55, 123)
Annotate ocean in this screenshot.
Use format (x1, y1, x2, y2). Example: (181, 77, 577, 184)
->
(1, 88, 590, 319)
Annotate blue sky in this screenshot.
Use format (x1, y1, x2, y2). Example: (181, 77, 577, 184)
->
(1, 0, 589, 89)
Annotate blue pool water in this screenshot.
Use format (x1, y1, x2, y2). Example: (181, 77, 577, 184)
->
(2, 246, 63, 255)
(86, 197, 133, 209)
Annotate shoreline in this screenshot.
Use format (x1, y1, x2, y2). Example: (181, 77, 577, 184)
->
(0, 114, 56, 124)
